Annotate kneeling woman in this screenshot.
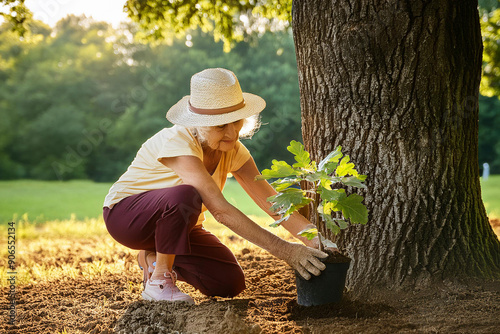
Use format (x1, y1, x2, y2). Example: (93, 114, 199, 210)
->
(103, 68, 327, 303)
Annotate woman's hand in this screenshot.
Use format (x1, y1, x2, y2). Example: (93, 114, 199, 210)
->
(280, 242, 328, 280)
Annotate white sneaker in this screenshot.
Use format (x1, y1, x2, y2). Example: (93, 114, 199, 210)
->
(141, 271, 194, 304)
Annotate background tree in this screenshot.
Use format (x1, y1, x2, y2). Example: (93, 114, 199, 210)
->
(477, 2, 500, 175)
(478, 95, 500, 173)
(479, 1, 500, 97)
(0, 16, 136, 180)
(0, 15, 302, 180)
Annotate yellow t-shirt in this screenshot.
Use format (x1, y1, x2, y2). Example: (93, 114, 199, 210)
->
(103, 125, 251, 225)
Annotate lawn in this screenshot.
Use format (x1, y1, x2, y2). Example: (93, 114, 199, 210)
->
(0, 180, 112, 223)
(0, 175, 499, 223)
(480, 174, 500, 218)
(0, 178, 264, 224)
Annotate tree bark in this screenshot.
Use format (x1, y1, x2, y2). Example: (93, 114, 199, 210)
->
(292, 0, 500, 294)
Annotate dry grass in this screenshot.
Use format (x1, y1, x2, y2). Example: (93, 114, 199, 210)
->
(1, 214, 498, 289)
(0, 214, 293, 288)
(1, 216, 499, 334)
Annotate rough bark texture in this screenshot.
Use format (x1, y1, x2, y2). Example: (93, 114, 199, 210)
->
(292, 0, 500, 295)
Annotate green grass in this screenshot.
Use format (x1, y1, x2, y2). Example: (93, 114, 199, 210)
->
(481, 174, 500, 218)
(0, 178, 264, 223)
(0, 175, 498, 224)
(0, 180, 112, 223)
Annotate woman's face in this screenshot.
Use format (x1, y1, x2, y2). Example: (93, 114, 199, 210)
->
(200, 120, 244, 152)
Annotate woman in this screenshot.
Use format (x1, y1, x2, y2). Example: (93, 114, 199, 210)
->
(103, 68, 327, 303)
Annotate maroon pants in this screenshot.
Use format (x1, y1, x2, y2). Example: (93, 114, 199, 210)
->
(103, 184, 245, 297)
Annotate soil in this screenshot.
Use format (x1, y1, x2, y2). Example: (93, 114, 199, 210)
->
(322, 249, 351, 264)
(1, 222, 500, 333)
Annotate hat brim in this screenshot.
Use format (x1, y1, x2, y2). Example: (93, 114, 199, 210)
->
(166, 93, 266, 127)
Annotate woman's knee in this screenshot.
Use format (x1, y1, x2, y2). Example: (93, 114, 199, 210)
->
(206, 266, 246, 298)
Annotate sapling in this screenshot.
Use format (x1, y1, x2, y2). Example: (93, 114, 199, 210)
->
(257, 141, 368, 252)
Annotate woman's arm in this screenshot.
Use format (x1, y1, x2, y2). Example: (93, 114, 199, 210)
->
(232, 157, 320, 249)
(160, 155, 326, 280)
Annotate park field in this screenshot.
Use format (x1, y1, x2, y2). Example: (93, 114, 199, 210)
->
(0, 178, 264, 223)
(480, 175, 500, 218)
(0, 176, 499, 223)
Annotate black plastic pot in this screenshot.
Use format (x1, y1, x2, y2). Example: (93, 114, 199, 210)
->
(295, 260, 351, 306)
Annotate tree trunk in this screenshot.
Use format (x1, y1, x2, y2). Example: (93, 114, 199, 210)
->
(292, 0, 500, 295)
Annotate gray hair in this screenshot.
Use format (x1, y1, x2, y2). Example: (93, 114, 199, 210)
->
(189, 114, 261, 144)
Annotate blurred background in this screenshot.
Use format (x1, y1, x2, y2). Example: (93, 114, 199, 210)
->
(0, 0, 499, 223)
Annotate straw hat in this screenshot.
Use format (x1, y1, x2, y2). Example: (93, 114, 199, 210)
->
(166, 68, 266, 127)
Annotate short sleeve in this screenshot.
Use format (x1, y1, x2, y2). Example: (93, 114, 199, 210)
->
(156, 126, 203, 161)
(230, 141, 251, 172)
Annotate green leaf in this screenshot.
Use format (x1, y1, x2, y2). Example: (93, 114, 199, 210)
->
(273, 182, 296, 192)
(318, 146, 343, 171)
(320, 178, 333, 189)
(322, 161, 339, 175)
(336, 219, 348, 229)
(336, 155, 358, 177)
(323, 214, 341, 234)
(267, 188, 311, 217)
(287, 140, 312, 169)
(267, 188, 305, 204)
(319, 187, 347, 202)
(342, 176, 367, 189)
(320, 200, 341, 215)
(286, 200, 313, 216)
(259, 160, 298, 179)
(269, 202, 287, 214)
(336, 193, 368, 224)
(304, 170, 328, 182)
(298, 227, 318, 240)
(270, 178, 301, 192)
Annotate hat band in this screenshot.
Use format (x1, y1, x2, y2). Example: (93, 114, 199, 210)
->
(188, 100, 245, 115)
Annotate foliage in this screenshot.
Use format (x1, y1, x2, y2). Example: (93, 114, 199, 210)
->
(0, 11, 499, 180)
(0, 0, 31, 35)
(128, 0, 500, 96)
(480, 7, 500, 98)
(124, 0, 291, 51)
(0, 15, 302, 181)
(0, 0, 292, 51)
(479, 95, 500, 174)
(258, 141, 368, 249)
(2, 1, 500, 96)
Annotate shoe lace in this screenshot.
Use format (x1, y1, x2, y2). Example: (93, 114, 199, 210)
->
(156, 271, 177, 290)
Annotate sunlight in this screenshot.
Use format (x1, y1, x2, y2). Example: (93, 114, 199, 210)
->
(25, 0, 129, 27)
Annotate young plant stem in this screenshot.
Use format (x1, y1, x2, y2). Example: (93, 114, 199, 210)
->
(314, 185, 325, 252)
(317, 231, 324, 252)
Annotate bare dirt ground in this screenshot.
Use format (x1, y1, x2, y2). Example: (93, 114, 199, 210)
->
(1, 220, 500, 334)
